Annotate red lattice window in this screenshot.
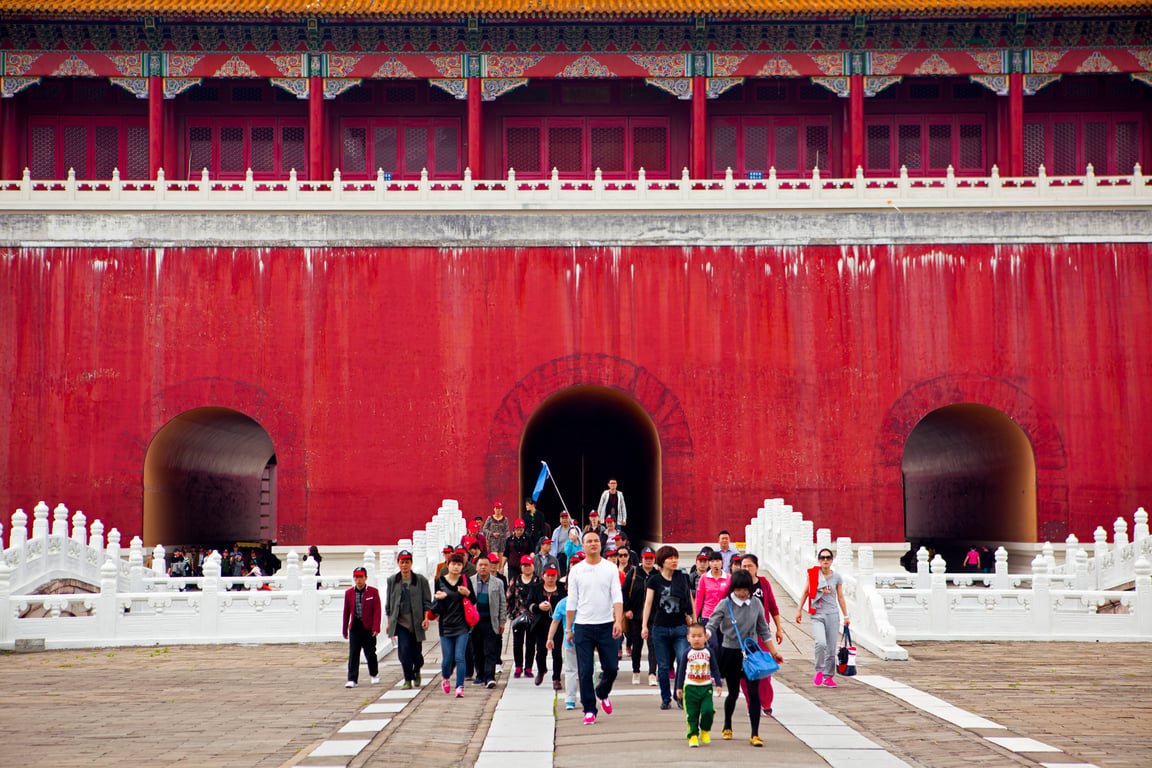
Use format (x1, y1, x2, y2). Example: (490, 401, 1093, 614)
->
(342, 125, 368, 175)
(548, 123, 584, 174)
(591, 125, 627, 174)
(404, 125, 430, 175)
(866, 115, 985, 176)
(743, 122, 769, 172)
(281, 126, 307, 176)
(805, 125, 831, 171)
(250, 125, 276, 174)
(506, 124, 542, 175)
(27, 117, 148, 180)
(337, 118, 460, 179)
(866, 124, 892, 173)
(188, 126, 213, 177)
(503, 117, 671, 179)
(773, 122, 800, 173)
(632, 123, 668, 174)
(125, 125, 149, 179)
(710, 115, 831, 177)
(29, 124, 56, 178)
(1024, 113, 1141, 176)
(712, 120, 739, 175)
(434, 125, 460, 176)
(374, 126, 399, 175)
(185, 118, 307, 179)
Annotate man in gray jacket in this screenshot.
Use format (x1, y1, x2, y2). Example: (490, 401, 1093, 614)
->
(471, 553, 508, 688)
(386, 550, 433, 689)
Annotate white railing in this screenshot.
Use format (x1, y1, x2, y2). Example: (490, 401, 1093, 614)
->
(0, 499, 466, 650)
(1, 164, 1149, 213)
(745, 499, 1152, 652)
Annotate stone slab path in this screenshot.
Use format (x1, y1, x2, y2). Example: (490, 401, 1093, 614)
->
(2, 577, 1149, 768)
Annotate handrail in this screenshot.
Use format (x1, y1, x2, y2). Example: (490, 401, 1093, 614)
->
(1, 164, 1148, 213)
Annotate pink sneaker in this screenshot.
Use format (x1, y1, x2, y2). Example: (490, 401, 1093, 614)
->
(813, 672, 824, 687)
(600, 697, 612, 715)
(823, 677, 837, 687)
(442, 678, 451, 694)
(455, 686, 464, 697)
(583, 713, 596, 725)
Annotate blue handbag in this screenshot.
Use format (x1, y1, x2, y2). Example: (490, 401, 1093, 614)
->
(726, 598, 780, 680)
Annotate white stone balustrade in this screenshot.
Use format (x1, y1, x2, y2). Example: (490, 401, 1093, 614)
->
(0, 498, 467, 650)
(745, 499, 1152, 650)
(1, 164, 1148, 213)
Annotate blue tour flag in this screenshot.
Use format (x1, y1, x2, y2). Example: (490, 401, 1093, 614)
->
(531, 462, 550, 502)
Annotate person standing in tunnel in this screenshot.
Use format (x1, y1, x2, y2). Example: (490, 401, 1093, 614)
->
(597, 478, 628, 532)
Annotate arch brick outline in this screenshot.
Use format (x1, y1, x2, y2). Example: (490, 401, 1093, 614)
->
(874, 374, 1069, 543)
(485, 354, 695, 540)
(112, 377, 306, 545)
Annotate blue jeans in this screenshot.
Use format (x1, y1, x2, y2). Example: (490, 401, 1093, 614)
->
(652, 623, 689, 704)
(440, 633, 469, 688)
(574, 622, 619, 715)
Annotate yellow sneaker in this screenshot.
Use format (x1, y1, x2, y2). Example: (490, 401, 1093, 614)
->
(722, 729, 733, 740)
(750, 735, 764, 747)
(700, 731, 711, 745)
(688, 735, 700, 748)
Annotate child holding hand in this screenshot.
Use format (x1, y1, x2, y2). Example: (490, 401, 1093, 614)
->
(675, 622, 722, 747)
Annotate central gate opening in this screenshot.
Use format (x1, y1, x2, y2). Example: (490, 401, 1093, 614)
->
(144, 407, 277, 548)
(903, 403, 1037, 561)
(520, 385, 661, 545)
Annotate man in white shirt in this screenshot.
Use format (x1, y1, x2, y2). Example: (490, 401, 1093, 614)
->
(566, 530, 623, 724)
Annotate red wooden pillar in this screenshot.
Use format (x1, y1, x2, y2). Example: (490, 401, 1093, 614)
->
(308, 76, 323, 180)
(849, 73, 864, 174)
(467, 76, 482, 178)
(1, 98, 18, 179)
(148, 75, 163, 179)
(0, 98, 6, 180)
(163, 100, 177, 180)
(691, 75, 706, 178)
(1009, 71, 1024, 176)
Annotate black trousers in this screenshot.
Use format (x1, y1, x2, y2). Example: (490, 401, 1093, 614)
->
(395, 624, 424, 682)
(626, 618, 656, 674)
(347, 622, 378, 683)
(471, 621, 501, 683)
(532, 622, 563, 679)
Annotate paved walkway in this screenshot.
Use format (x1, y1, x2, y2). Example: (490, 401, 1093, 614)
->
(2, 579, 1150, 768)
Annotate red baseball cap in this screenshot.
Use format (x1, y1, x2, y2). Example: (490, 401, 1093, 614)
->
(544, 567, 559, 575)
(514, 519, 525, 528)
(487, 552, 500, 563)
(493, 501, 503, 508)
(520, 555, 534, 565)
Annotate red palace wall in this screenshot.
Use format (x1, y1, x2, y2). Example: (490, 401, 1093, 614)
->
(3, 241, 1152, 546)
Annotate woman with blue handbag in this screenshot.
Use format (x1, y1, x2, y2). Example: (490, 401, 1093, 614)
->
(705, 569, 784, 747)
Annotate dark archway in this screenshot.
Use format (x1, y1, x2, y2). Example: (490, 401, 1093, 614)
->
(520, 386, 661, 545)
(903, 403, 1037, 554)
(143, 407, 276, 548)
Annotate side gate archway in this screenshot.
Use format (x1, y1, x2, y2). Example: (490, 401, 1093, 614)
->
(875, 375, 1069, 544)
(486, 354, 694, 542)
(113, 378, 305, 546)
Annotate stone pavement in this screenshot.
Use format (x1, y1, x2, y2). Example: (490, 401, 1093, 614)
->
(2, 577, 1150, 768)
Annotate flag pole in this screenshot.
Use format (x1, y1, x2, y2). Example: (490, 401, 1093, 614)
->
(546, 464, 571, 520)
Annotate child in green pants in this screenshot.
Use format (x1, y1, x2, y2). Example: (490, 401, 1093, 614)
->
(675, 623, 722, 747)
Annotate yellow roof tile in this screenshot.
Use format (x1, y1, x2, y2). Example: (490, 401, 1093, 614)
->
(0, 0, 1146, 16)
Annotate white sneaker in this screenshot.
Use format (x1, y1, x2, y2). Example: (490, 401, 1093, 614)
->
(632, 672, 640, 685)
(496, 664, 503, 676)
(370, 676, 380, 685)
(345, 681, 357, 688)
(647, 673, 656, 687)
